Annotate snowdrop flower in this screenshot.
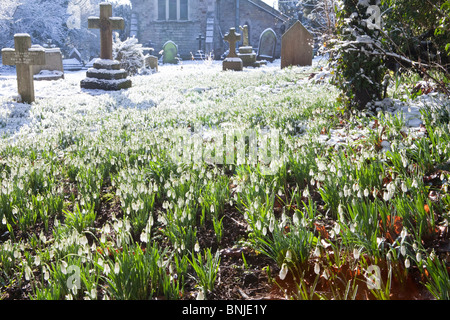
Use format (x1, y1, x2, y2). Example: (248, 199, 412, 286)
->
(140, 231, 148, 243)
(114, 262, 120, 274)
(353, 248, 360, 260)
(279, 263, 288, 280)
(314, 246, 321, 258)
(314, 263, 320, 275)
(416, 252, 422, 263)
(103, 263, 111, 276)
(405, 258, 410, 269)
(61, 261, 67, 275)
(34, 255, 41, 267)
(196, 290, 205, 300)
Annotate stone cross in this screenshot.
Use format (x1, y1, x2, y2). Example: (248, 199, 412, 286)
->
(224, 28, 241, 58)
(196, 34, 205, 51)
(1, 33, 46, 103)
(239, 25, 249, 47)
(88, 2, 125, 60)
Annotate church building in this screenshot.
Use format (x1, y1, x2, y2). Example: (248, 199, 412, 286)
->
(129, 0, 290, 60)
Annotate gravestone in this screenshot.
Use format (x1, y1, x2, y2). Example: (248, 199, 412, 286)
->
(63, 58, 83, 71)
(80, 3, 131, 91)
(222, 28, 243, 71)
(33, 47, 64, 80)
(1, 33, 46, 103)
(237, 25, 263, 68)
(281, 21, 313, 69)
(144, 55, 158, 71)
(257, 28, 277, 62)
(69, 48, 82, 63)
(194, 34, 206, 60)
(162, 41, 180, 64)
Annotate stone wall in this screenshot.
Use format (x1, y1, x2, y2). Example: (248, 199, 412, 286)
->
(217, 0, 287, 58)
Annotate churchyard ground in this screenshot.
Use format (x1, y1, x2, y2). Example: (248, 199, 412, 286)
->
(0, 57, 449, 301)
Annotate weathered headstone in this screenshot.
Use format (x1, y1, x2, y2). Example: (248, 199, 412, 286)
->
(80, 3, 131, 91)
(33, 47, 64, 80)
(162, 41, 179, 64)
(223, 28, 243, 71)
(257, 28, 277, 62)
(281, 21, 313, 69)
(237, 25, 263, 68)
(144, 55, 158, 71)
(1, 33, 46, 103)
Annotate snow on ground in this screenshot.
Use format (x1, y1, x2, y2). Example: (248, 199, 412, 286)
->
(0, 56, 448, 150)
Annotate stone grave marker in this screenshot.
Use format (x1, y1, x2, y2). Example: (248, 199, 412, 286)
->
(281, 21, 313, 69)
(194, 34, 206, 60)
(257, 28, 277, 62)
(80, 2, 131, 90)
(69, 47, 82, 63)
(237, 25, 263, 68)
(144, 55, 158, 71)
(223, 28, 243, 71)
(162, 41, 179, 64)
(33, 47, 64, 80)
(1, 33, 46, 103)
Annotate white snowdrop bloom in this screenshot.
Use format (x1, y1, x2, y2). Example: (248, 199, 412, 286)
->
(400, 228, 408, 239)
(1, 216, 6, 225)
(401, 245, 406, 256)
(34, 255, 41, 267)
(61, 261, 67, 275)
(412, 179, 419, 188)
(314, 262, 320, 275)
(416, 252, 422, 263)
(103, 263, 111, 276)
(114, 262, 120, 274)
(314, 246, 321, 258)
(196, 290, 205, 300)
(194, 242, 200, 252)
(405, 258, 410, 269)
(44, 269, 50, 281)
(302, 187, 310, 198)
(140, 231, 148, 243)
(401, 181, 408, 193)
(353, 248, 360, 260)
(279, 263, 288, 280)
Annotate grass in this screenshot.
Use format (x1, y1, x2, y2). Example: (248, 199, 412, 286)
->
(0, 61, 449, 300)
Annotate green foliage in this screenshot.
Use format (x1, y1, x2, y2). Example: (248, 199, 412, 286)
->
(331, 0, 386, 111)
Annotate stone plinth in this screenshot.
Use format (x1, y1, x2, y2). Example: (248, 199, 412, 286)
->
(238, 46, 256, 67)
(223, 57, 243, 71)
(80, 59, 131, 90)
